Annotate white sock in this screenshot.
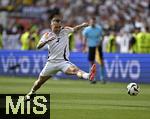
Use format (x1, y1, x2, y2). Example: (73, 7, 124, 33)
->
(29, 89, 35, 95)
(82, 73, 89, 80)
(77, 72, 89, 80)
(77, 72, 82, 78)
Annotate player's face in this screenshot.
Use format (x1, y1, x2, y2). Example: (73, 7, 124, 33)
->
(51, 17, 62, 33)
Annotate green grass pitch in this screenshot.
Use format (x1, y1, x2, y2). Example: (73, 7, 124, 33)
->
(0, 76, 150, 119)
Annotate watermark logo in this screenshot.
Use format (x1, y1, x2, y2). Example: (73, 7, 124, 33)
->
(0, 94, 50, 119)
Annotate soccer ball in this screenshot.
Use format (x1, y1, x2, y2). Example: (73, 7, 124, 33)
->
(127, 83, 140, 96)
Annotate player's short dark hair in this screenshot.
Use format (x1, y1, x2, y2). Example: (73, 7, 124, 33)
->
(49, 8, 61, 21)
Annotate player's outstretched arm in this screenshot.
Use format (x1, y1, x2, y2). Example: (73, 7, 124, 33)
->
(73, 22, 89, 32)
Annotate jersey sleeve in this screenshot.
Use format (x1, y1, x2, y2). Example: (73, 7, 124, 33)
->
(64, 27, 74, 34)
(40, 33, 47, 43)
(40, 32, 55, 42)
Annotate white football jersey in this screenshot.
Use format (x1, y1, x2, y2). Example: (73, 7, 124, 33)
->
(40, 27, 74, 62)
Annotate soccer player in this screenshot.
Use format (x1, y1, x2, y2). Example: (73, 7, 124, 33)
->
(82, 16, 105, 84)
(24, 13, 96, 101)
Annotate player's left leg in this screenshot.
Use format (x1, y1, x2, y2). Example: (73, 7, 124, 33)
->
(60, 61, 96, 81)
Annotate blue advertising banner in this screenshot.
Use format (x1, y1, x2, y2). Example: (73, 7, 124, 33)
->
(0, 50, 48, 77)
(103, 53, 150, 83)
(0, 50, 150, 83)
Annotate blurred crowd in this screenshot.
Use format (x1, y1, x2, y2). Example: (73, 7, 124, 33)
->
(0, 0, 150, 53)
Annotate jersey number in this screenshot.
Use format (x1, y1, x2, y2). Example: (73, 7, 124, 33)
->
(56, 38, 60, 43)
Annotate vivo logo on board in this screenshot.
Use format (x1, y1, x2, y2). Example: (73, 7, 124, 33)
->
(104, 55, 140, 80)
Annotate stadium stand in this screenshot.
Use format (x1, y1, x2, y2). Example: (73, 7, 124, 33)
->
(0, 0, 149, 53)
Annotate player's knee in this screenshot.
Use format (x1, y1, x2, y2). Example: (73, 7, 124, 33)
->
(65, 66, 79, 74)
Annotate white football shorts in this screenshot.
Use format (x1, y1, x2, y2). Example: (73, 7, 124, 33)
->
(40, 61, 76, 76)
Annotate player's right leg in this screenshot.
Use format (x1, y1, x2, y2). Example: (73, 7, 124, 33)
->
(24, 75, 51, 101)
(24, 61, 58, 101)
